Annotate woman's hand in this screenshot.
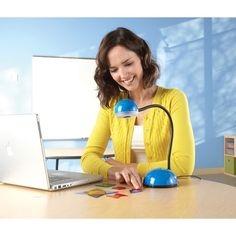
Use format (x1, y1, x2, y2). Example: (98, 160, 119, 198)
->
(107, 160, 142, 189)
(105, 158, 125, 168)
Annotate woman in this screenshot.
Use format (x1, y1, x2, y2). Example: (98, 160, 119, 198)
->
(81, 27, 195, 189)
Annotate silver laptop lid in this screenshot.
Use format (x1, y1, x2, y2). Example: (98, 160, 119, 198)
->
(0, 114, 50, 190)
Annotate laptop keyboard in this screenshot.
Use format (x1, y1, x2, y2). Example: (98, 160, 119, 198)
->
(49, 175, 74, 183)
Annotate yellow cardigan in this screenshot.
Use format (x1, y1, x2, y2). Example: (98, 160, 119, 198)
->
(81, 86, 195, 178)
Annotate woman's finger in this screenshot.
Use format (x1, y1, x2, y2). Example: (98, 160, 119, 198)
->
(130, 174, 142, 189)
(120, 170, 132, 186)
(129, 167, 142, 188)
(115, 171, 122, 182)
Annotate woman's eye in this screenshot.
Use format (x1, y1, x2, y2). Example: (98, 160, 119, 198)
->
(125, 62, 133, 66)
(109, 62, 133, 73)
(110, 69, 117, 73)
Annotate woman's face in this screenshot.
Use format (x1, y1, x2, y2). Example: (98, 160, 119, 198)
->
(107, 45, 143, 92)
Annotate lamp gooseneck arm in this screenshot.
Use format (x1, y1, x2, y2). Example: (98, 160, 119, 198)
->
(138, 105, 174, 170)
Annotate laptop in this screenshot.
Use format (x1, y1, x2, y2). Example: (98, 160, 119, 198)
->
(0, 114, 103, 191)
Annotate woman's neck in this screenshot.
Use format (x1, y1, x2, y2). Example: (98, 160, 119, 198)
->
(128, 85, 157, 107)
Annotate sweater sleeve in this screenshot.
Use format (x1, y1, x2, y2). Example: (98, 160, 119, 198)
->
(81, 107, 112, 178)
(137, 90, 195, 177)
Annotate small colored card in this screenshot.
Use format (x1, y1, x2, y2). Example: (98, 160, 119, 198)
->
(112, 186, 127, 190)
(87, 189, 106, 198)
(107, 193, 128, 199)
(105, 190, 118, 195)
(129, 188, 143, 194)
(75, 189, 117, 197)
(95, 182, 116, 187)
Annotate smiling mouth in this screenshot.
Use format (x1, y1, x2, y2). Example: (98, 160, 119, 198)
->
(122, 77, 134, 85)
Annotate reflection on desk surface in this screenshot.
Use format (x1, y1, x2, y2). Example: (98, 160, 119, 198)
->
(1, 178, 236, 218)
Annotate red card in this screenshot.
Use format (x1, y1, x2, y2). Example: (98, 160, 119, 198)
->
(107, 193, 128, 198)
(112, 186, 127, 190)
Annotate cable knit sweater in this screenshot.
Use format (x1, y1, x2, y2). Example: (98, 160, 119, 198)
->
(81, 86, 195, 178)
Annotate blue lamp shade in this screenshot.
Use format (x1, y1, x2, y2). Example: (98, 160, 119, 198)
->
(143, 168, 178, 188)
(114, 99, 138, 118)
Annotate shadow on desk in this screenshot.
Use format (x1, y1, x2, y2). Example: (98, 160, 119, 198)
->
(198, 173, 236, 187)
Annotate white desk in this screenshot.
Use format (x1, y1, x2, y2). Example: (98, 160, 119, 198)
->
(1, 178, 236, 218)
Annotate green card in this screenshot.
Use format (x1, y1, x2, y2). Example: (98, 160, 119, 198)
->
(95, 182, 116, 187)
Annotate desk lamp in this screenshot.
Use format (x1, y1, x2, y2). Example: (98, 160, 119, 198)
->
(114, 99, 178, 188)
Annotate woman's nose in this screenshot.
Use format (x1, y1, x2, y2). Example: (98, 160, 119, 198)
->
(118, 68, 128, 79)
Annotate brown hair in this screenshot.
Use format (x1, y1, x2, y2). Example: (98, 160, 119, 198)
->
(95, 27, 160, 108)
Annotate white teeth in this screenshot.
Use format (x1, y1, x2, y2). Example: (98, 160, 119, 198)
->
(123, 78, 134, 84)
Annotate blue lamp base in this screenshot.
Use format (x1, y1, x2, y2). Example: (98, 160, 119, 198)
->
(143, 168, 178, 188)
